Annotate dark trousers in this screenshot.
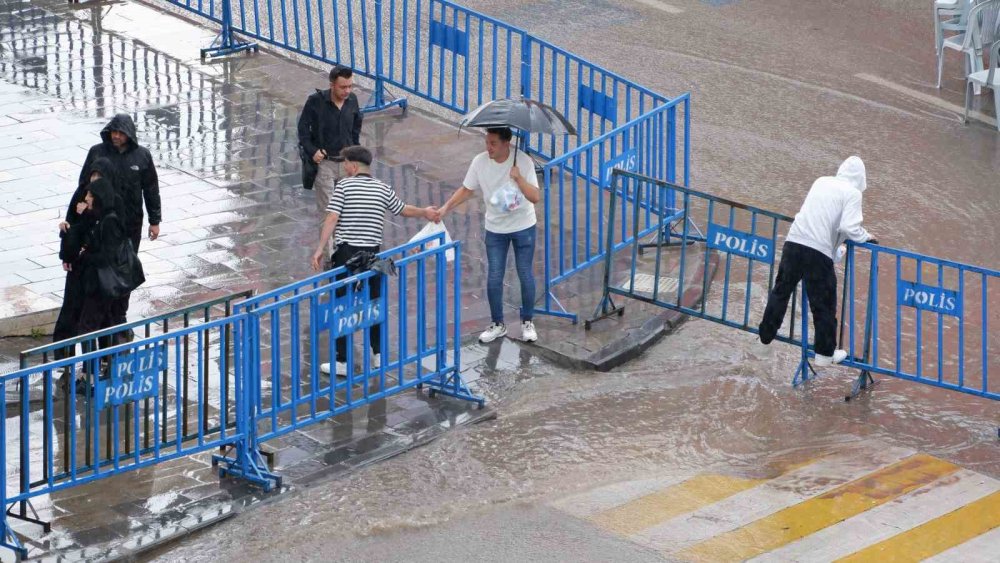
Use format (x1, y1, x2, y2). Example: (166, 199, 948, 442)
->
(78, 293, 117, 344)
(758, 241, 838, 357)
(332, 243, 382, 362)
(52, 269, 85, 360)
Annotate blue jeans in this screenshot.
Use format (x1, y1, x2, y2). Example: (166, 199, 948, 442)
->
(485, 225, 536, 324)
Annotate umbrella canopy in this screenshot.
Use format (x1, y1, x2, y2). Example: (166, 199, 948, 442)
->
(460, 97, 577, 136)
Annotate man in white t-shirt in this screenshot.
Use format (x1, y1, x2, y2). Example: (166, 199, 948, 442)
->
(434, 127, 541, 343)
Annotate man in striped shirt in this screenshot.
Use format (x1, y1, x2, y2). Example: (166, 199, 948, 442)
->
(310, 145, 437, 375)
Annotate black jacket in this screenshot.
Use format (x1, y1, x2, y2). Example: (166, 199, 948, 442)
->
(297, 89, 363, 160)
(78, 114, 161, 229)
(71, 179, 127, 296)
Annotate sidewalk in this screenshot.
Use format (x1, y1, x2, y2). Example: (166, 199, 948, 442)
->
(0, 0, 710, 558)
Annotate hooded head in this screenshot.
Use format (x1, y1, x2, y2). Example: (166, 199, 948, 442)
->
(835, 156, 866, 193)
(87, 156, 116, 185)
(85, 178, 117, 218)
(100, 113, 138, 151)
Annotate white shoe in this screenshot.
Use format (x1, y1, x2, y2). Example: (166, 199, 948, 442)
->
(370, 354, 381, 370)
(521, 320, 538, 342)
(479, 322, 507, 343)
(814, 349, 848, 367)
(319, 361, 349, 376)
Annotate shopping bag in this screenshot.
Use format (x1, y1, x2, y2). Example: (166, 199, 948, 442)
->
(407, 221, 455, 262)
(488, 181, 524, 214)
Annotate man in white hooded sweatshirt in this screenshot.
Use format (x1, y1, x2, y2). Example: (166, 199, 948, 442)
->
(758, 156, 878, 366)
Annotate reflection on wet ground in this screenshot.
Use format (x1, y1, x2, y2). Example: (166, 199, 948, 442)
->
(0, 0, 998, 559)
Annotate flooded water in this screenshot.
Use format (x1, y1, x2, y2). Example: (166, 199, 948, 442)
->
(145, 0, 1000, 559)
(152, 301, 999, 561)
(0, 0, 995, 557)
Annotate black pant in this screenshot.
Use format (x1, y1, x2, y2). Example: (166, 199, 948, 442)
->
(52, 269, 85, 360)
(758, 241, 838, 357)
(331, 243, 382, 362)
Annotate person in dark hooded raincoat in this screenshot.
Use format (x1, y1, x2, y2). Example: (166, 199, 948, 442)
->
(79, 113, 160, 250)
(58, 178, 126, 393)
(78, 113, 161, 331)
(53, 157, 119, 360)
(72, 179, 127, 337)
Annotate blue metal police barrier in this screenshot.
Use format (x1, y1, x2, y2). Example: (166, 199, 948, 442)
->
(157, 0, 691, 320)
(233, 231, 446, 315)
(537, 97, 690, 321)
(838, 242, 999, 401)
(10, 290, 253, 531)
(590, 169, 999, 404)
(242, 239, 481, 454)
(0, 315, 272, 558)
(376, 0, 670, 154)
(589, 169, 805, 345)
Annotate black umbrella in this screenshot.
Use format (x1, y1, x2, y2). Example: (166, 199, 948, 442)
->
(460, 97, 577, 167)
(461, 97, 577, 136)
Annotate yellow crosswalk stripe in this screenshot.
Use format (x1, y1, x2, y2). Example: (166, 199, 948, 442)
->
(676, 454, 960, 562)
(836, 489, 1000, 563)
(591, 474, 764, 536)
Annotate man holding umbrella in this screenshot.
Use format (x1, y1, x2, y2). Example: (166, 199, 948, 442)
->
(434, 126, 541, 343)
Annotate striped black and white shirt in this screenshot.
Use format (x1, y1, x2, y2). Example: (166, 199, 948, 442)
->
(326, 173, 405, 247)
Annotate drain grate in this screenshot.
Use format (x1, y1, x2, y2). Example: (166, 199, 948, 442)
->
(620, 273, 679, 294)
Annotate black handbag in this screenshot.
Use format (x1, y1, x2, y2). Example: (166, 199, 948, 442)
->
(97, 239, 145, 299)
(300, 143, 317, 190)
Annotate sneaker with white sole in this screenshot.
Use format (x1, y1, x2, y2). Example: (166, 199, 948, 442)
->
(521, 320, 538, 342)
(319, 361, 349, 376)
(814, 349, 848, 367)
(479, 322, 507, 343)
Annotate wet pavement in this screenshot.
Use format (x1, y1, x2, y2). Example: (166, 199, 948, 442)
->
(0, 0, 686, 558)
(0, 0, 998, 560)
(154, 0, 997, 561)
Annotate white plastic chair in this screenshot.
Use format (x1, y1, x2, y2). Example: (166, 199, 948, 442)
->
(936, 0, 969, 64)
(937, 0, 976, 88)
(964, 38, 1000, 130)
(955, 0, 1000, 100)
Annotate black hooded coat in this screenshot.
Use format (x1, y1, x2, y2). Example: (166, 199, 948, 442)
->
(78, 114, 160, 244)
(53, 178, 127, 356)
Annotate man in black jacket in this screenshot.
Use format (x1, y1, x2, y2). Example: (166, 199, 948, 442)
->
(78, 113, 161, 250)
(298, 65, 363, 258)
(78, 113, 160, 332)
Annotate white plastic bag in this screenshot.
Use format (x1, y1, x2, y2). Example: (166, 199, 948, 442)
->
(488, 181, 523, 214)
(407, 221, 455, 262)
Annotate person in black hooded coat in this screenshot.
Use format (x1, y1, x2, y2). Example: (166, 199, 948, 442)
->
(53, 158, 118, 359)
(78, 113, 161, 251)
(79, 113, 160, 330)
(71, 178, 127, 339)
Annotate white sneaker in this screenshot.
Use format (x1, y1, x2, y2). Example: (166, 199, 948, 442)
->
(814, 349, 849, 367)
(479, 322, 507, 343)
(521, 320, 538, 342)
(370, 354, 381, 370)
(319, 361, 349, 376)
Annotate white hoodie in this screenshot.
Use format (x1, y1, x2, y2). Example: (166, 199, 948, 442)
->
(785, 156, 872, 260)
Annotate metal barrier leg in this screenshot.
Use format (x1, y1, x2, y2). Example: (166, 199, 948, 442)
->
(363, 0, 407, 114)
(537, 291, 578, 323)
(845, 256, 880, 401)
(0, 509, 26, 558)
(213, 442, 281, 492)
(792, 289, 817, 386)
(363, 77, 408, 114)
(587, 173, 626, 329)
(425, 367, 485, 408)
(201, 0, 258, 59)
